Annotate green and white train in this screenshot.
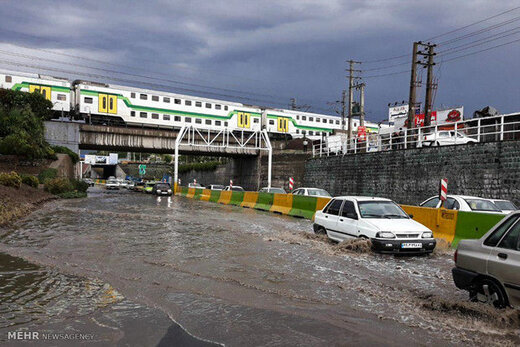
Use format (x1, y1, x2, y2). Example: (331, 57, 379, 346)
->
(0, 70, 380, 140)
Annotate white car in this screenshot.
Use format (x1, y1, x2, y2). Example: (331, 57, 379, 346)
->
(421, 131, 477, 147)
(105, 179, 119, 190)
(314, 196, 436, 254)
(259, 187, 287, 194)
(490, 199, 518, 214)
(420, 195, 504, 214)
(207, 184, 225, 190)
(292, 187, 331, 197)
(188, 183, 203, 188)
(223, 186, 245, 192)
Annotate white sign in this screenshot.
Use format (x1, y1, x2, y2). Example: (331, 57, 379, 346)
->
(388, 104, 409, 122)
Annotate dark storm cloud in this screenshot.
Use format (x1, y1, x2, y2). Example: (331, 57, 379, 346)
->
(0, 0, 519, 119)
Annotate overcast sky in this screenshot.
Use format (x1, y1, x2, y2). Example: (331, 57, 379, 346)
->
(1, 0, 519, 122)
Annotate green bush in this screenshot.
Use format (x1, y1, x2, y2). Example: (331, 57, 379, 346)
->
(178, 161, 220, 174)
(58, 191, 87, 199)
(21, 174, 39, 188)
(0, 171, 22, 188)
(38, 168, 58, 184)
(51, 146, 79, 164)
(70, 179, 89, 193)
(44, 177, 73, 195)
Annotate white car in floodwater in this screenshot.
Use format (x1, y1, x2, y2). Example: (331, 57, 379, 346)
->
(314, 196, 436, 254)
(421, 195, 504, 214)
(105, 179, 119, 190)
(292, 187, 331, 197)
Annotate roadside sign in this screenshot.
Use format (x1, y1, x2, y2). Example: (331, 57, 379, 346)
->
(289, 177, 294, 191)
(138, 164, 146, 175)
(439, 178, 448, 202)
(357, 126, 367, 141)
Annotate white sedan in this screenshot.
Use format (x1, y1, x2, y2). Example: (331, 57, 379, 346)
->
(420, 195, 504, 214)
(421, 131, 477, 147)
(313, 196, 436, 254)
(292, 187, 331, 197)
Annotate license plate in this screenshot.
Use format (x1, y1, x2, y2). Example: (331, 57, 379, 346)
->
(162, 192, 168, 195)
(401, 243, 422, 248)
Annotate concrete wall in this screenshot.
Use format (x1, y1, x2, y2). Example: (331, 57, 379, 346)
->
(44, 121, 80, 153)
(303, 141, 520, 206)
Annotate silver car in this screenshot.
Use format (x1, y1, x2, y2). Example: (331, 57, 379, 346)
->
(452, 212, 520, 308)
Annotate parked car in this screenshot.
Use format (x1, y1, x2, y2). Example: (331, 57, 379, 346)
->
(452, 212, 520, 308)
(314, 196, 436, 254)
(82, 178, 94, 187)
(223, 186, 245, 192)
(133, 182, 145, 192)
(490, 199, 518, 214)
(420, 195, 503, 214)
(105, 179, 119, 190)
(119, 180, 129, 188)
(152, 183, 173, 196)
(292, 187, 331, 197)
(188, 183, 204, 188)
(421, 131, 478, 147)
(125, 180, 135, 190)
(207, 184, 225, 190)
(259, 187, 287, 194)
(144, 181, 156, 194)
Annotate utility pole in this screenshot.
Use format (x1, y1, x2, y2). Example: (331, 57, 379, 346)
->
(346, 60, 361, 140)
(407, 42, 419, 129)
(358, 83, 365, 127)
(421, 43, 436, 127)
(341, 89, 346, 129)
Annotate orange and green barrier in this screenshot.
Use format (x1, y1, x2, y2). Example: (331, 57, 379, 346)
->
(175, 186, 506, 247)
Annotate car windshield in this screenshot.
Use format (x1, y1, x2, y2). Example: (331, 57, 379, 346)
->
(156, 184, 170, 190)
(358, 201, 409, 219)
(307, 189, 331, 197)
(464, 199, 500, 212)
(269, 188, 286, 194)
(212, 185, 224, 190)
(494, 200, 517, 210)
(146, 182, 155, 187)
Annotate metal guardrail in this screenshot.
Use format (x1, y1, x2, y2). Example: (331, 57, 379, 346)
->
(313, 112, 520, 157)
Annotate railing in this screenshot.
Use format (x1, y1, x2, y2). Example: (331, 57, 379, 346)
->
(313, 112, 520, 157)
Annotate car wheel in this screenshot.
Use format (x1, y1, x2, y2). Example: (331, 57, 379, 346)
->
(470, 278, 508, 308)
(435, 141, 440, 146)
(315, 226, 326, 235)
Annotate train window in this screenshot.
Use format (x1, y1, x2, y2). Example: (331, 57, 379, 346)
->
(140, 94, 147, 100)
(329, 119, 333, 124)
(302, 116, 307, 120)
(131, 111, 136, 117)
(5, 76, 12, 82)
(84, 97, 93, 104)
(309, 117, 314, 122)
(323, 119, 327, 123)
(309, 131, 314, 135)
(215, 104, 221, 110)
(163, 115, 170, 121)
(253, 118, 259, 123)
(302, 130, 306, 135)
(195, 101, 202, 107)
(296, 115, 299, 120)
(269, 120, 274, 125)
(174, 116, 181, 121)
(174, 99, 181, 104)
(140, 112, 147, 118)
(195, 118, 202, 124)
(185, 100, 192, 106)
(336, 120, 340, 124)
(315, 118, 320, 123)
(205, 103, 211, 109)
(205, 119, 211, 125)
(57, 94, 66, 101)
(163, 97, 170, 103)
(185, 117, 192, 123)
(296, 129, 299, 134)
(224, 121, 228, 126)
(215, 120, 221, 126)
(224, 106, 228, 110)
(152, 96, 159, 102)
(152, 113, 159, 119)
(131, 92, 135, 98)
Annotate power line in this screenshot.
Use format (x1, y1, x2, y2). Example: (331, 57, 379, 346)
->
(437, 26, 520, 56)
(441, 36, 520, 63)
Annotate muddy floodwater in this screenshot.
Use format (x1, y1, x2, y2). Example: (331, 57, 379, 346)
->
(0, 187, 519, 346)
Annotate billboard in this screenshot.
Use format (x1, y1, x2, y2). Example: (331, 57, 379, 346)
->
(414, 107, 464, 127)
(388, 104, 409, 123)
(84, 154, 119, 165)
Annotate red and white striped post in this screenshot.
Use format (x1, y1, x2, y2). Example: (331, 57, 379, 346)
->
(194, 178, 197, 185)
(439, 178, 448, 207)
(289, 177, 294, 191)
(230, 179, 233, 188)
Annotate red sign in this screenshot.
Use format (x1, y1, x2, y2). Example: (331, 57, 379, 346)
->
(357, 126, 367, 141)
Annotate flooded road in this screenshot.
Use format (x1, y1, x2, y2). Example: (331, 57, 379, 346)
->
(0, 187, 519, 346)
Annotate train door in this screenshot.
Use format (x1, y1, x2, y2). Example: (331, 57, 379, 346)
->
(99, 94, 108, 113)
(277, 117, 289, 133)
(29, 85, 51, 100)
(237, 112, 250, 129)
(108, 95, 117, 114)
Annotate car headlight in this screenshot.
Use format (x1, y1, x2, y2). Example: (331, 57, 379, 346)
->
(168, 189, 172, 193)
(422, 231, 433, 238)
(157, 190, 161, 193)
(376, 231, 396, 239)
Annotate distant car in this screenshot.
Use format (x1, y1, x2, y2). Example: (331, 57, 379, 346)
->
(223, 186, 245, 192)
(313, 196, 436, 254)
(452, 211, 520, 308)
(125, 180, 135, 190)
(421, 131, 477, 147)
(259, 187, 287, 194)
(292, 187, 331, 197)
(420, 195, 504, 214)
(133, 182, 145, 192)
(82, 178, 94, 187)
(490, 199, 518, 214)
(105, 179, 119, 190)
(188, 183, 204, 188)
(144, 181, 156, 194)
(207, 184, 225, 190)
(119, 180, 129, 188)
(152, 183, 172, 196)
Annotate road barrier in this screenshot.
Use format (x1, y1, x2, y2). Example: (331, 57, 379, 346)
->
(174, 185, 505, 247)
